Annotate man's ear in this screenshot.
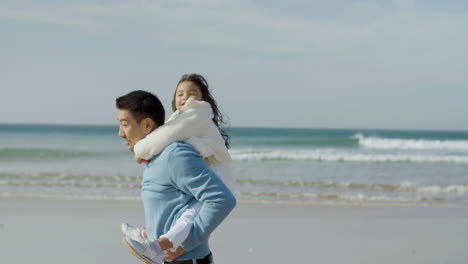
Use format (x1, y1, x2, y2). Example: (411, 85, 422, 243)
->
(142, 117, 156, 134)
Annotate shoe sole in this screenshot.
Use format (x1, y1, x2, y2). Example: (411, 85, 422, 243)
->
(122, 238, 157, 264)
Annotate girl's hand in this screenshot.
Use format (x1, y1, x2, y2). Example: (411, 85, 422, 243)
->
(134, 154, 149, 164)
(164, 247, 185, 263)
(157, 236, 174, 251)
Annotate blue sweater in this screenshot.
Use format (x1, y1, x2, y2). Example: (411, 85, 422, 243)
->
(141, 141, 236, 260)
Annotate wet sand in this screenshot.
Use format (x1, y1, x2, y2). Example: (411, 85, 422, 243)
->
(1, 198, 467, 264)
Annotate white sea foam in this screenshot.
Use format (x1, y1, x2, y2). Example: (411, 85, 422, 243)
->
(400, 182, 468, 194)
(230, 148, 468, 163)
(0, 192, 140, 201)
(238, 179, 468, 195)
(335, 193, 417, 202)
(353, 133, 468, 151)
(241, 191, 441, 203)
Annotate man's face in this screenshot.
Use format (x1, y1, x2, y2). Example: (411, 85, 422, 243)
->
(118, 109, 150, 151)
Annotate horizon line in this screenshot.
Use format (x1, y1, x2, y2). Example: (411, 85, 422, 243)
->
(1, 122, 467, 133)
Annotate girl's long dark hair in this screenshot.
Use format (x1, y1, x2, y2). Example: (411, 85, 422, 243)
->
(172, 74, 230, 149)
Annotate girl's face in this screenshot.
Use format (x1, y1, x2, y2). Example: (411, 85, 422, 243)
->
(175, 81, 203, 110)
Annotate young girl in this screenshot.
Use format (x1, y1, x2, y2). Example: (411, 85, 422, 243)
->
(122, 74, 234, 264)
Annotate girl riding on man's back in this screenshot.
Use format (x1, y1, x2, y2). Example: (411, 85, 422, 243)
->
(121, 74, 234, 264)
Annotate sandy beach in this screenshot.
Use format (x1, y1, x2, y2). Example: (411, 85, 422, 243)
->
(1, 198, 467, 264)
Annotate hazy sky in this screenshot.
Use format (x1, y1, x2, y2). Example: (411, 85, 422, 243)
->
(1, 0, 467, 130)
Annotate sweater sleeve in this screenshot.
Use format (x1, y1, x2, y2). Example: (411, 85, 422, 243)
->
(133, 100, 214, 160)
(167, 145, 237, 252)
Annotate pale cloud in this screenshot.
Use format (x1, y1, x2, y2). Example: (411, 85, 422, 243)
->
(1, 0, 467, 129)
(0, 3, 101, 28)
(1, 0, 466, 71)
(2, 0, 467, 75)
(2, 0, 467, 58)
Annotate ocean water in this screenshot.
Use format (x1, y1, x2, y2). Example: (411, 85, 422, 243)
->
(1, 124, 467, 206)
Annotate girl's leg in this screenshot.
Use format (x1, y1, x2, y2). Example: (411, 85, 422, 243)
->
(160, 202, 202, 251)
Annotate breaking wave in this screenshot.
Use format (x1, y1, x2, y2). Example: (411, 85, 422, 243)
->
(353, 133, 468, 151)
(230, 149, 468, 163)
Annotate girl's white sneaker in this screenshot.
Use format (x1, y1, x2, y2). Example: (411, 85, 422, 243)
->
(120, 223, 146, 243)
(123, 237, 164, 264)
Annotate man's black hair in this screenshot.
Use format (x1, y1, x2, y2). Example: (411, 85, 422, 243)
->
(116, 90, 165, 126)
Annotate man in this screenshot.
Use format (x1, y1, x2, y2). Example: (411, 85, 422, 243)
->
(116, 90, 236, 264)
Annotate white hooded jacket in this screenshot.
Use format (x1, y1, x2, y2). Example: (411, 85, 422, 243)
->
(133, 97, 232, 171)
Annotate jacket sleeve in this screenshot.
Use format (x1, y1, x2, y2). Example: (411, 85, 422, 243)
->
(133, 100, 214, 160)
(167, 145, 237, 252)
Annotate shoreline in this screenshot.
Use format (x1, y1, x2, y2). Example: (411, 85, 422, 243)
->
(1, 193, 467, 208)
